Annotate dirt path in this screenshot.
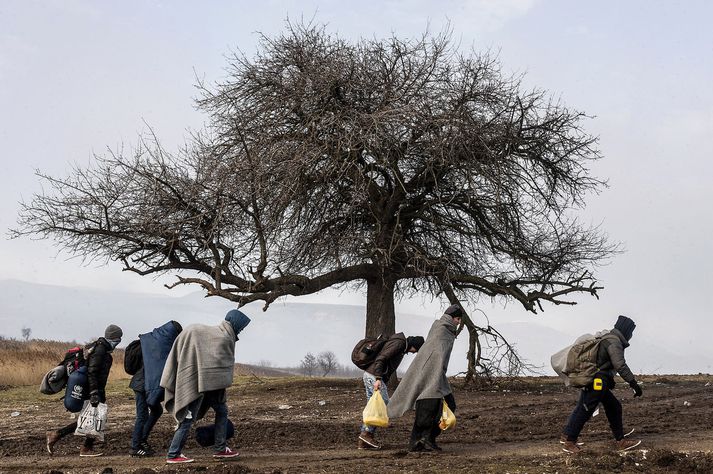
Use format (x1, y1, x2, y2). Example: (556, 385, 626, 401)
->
(1, 375, 712, 473)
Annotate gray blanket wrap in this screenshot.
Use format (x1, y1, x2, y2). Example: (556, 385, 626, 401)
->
(160, 321, 236, 423)
(387, 314, 457, 418)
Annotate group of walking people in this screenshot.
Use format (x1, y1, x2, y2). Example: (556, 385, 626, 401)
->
(44, 303, 642, 463)
(46, 309, 251, 463)
(357, 306, 643, 454)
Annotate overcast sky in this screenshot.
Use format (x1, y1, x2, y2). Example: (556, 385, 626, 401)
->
(1, 1, 711, 359)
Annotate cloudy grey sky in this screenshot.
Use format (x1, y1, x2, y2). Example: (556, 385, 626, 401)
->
(1, 1, 711, 360)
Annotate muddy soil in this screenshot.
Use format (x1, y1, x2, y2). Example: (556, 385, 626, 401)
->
(1, 375, 712, 473)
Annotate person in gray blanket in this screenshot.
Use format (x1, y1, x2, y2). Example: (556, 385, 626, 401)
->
(160, 310, 250, 464)
(128, 320, 182, 457)
(387, 304, 462, 452)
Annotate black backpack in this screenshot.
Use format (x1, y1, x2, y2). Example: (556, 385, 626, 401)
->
(124, 339, 143, 375)
(351, 334, 389, 369)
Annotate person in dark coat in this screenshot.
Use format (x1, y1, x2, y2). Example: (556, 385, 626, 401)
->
(387, 304, 462, 452)
(358, 333, 424, 450)
(561, 315, 643, 453)
(129, 320, 182, 457)
(46, 324, 123, 457)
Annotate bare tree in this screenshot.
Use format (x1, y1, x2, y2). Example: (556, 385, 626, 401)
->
(21, 327, 31, 342)
(300, 352, 318, 377)
(317, 351, 338, 377)
(12, 24, 617, 379)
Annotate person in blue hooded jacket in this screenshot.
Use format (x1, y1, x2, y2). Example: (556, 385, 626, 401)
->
(128, 320, 182, 457)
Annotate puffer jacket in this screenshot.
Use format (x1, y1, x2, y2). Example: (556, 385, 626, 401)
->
(87, 338, 114, 401)
(364, 332, 407, 383)
(596, 329, 635, 384)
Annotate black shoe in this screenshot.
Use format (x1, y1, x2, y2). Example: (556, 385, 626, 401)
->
(425, 439, 442, 451)
(409, 440, 425, 452)
(410, 438, 433, 452)
(130, 448, 152, 457)
(140, 441, 156, 456)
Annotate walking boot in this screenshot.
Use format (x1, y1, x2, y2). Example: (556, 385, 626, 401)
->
(358, 431, 381, 450)
(562, 440, 581, 454)
(615, 439, 641, 451)
(46, 430, 60, 455)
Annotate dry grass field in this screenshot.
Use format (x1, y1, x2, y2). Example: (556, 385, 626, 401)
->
(0, 337, 127, 389)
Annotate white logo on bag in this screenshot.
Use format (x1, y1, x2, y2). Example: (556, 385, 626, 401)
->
(71, 385, 83, 399)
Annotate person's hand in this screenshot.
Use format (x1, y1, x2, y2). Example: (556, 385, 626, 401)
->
(89, 390, 101, 407)
(373, 379, 382, 392)
(629, 380, 643, 398)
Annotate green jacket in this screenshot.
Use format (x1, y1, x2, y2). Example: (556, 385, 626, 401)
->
(597, 329, 636, 384)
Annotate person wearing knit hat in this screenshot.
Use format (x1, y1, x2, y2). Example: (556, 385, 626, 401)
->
(560, 315, 642, 454)
(105, 324, 123, 343)
(357, 332, 424, 450)
(46, 324, 123, 457)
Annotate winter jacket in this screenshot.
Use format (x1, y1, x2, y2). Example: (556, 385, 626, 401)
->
(364, 332, 407, 383)
(596, 329, 636, 384)
(140, 321, 181, 407)
(86, 338, 114, 400)
(387, 315, 457, 419)
(129, 366, 145, 392)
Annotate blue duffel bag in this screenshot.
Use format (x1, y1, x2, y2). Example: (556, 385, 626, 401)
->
(64, 365, 89, 412)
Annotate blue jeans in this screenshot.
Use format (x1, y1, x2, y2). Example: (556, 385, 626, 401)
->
(361, 372, 389, 434)
(131, 390, 163, 450)
(167, 390, 228, 458)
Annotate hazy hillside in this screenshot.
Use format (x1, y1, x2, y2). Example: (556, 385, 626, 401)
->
(1, 279, 710, 375)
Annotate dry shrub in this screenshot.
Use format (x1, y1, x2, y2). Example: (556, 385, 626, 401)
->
(0, 336, 128, 389)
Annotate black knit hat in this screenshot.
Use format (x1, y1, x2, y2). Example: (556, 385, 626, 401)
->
(104, 324, 123, 341)
(406, 336, 425, 352)
(444, 304, 464, 319)
(614, 315, 636, 341)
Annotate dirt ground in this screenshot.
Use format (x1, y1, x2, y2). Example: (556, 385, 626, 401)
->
(1, 375, 712, 473)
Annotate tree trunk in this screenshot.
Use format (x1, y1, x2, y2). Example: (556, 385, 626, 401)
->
(365, 277, 396, 338)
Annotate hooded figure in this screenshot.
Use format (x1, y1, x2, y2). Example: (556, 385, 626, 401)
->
(161, 310, 250, 463)
(388, 316, 457, 418)
(161, 317, 244, 424)
(560, 315, 642, 454)
(141, 321, 182, 407)
(387, 312, 459, 451)
(129, 321, 182, 457)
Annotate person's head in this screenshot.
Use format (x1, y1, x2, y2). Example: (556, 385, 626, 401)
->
(225, 309, 251, 340)
(104, 324, 123, 349)
(614, 315, 636, 341)
(406, 336, 425, 353)
(171, 320, 183, 335)
(444, 304, 464, 325)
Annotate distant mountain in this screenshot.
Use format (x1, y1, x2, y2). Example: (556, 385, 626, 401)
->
(1, 279, 710, 375)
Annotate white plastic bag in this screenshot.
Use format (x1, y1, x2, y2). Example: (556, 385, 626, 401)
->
(74, 401, 108, 441)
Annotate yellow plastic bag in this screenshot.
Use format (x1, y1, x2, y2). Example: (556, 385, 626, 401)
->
(439, 399, 456, 431)
(362, 391, 389, 428)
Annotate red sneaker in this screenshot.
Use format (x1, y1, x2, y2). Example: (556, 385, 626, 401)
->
(213, 447, 239, 458)
(166, 454, 194, 464)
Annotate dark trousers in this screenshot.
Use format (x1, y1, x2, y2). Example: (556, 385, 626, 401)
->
(563, 386, 624, 441)
(57, 422, 94, 448)
(410, 394, 456, 448)
(131, 390, 163, 450)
